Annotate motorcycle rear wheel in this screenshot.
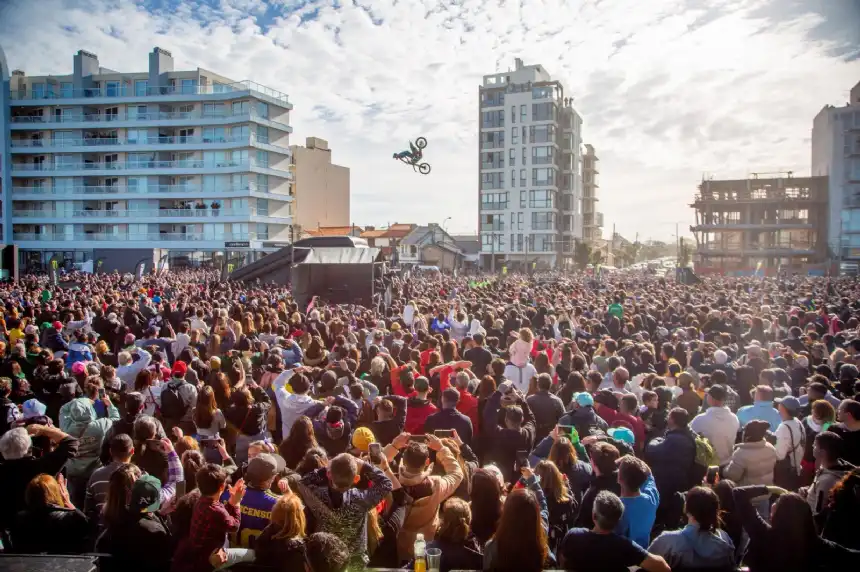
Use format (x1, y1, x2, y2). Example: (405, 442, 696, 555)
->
(415, 137, 428, 149)
(418, 163, 431, 174)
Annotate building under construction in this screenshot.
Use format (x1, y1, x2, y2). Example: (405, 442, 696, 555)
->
(690, 173, 829, 275)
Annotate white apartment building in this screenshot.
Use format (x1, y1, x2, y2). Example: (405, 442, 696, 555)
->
(582, 143, 603, 243)
(811, 79, 860, 266)
(0, 46, 294, 273)
(478, 58, 583, 270)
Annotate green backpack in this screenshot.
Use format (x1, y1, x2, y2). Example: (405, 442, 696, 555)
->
(690, 432, 719, 486)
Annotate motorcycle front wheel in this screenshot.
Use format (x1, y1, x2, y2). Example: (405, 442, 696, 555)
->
(418, 163, 431, 174)
(415, 137, 428, 149)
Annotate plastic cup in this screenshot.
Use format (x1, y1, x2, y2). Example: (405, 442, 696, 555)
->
(426, 547, 442, 572)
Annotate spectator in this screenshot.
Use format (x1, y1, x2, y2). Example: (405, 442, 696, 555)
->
(801, 432, 851, 515)
(738, 385, 783, 432)
(648, 486, 736, 569)
(576, 441, 621, 528)
(820, 467, 860, 550)
(404, 376, 438, 434)
(724, 420, 779, 487)
(827, 399, 860, 466)
(10, 473, 89, 554)
(225, 454, 280, 549)
(469, 467, 504, 547)
(558, 391, 609, 437)
(483, 382, 536, 482)
(304, 532, 350, 572)
(272, 367, 317, 440)
(774, 395, 806, 491)
(158, 361, 198, 435)
(253, 494, 308, 571)
(424, 387, 474, 445)
(559, 490, 671, 572)
(534, 459, 577, 554)
(116, 347, 152, 389)
(426, 497, 483, 572)
(690, 384, 740, 465)
(527, 373, 566, 442)
(616, 455, 659, 549)
(675, 372, 702, 418)
(85, 433, 134, 526)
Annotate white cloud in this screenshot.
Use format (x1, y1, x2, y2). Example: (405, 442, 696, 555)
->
(1, 0, 858, 239)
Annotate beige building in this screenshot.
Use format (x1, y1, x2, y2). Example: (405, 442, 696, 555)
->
(290, 136, 350, 234)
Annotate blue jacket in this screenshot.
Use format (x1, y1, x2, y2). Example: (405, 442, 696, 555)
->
(737, 401, 782, 432)
(281, 342, 304, 368)
(645, 428, 697, 495)
(423, 407, 474, 446)
(42, 329, 69, 352)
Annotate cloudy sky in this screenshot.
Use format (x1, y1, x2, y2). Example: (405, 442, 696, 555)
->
(2, 0, 859, 240)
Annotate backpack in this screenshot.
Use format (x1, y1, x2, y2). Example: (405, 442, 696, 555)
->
(689, 432, 719, 487)
(160, 382, 188, 421)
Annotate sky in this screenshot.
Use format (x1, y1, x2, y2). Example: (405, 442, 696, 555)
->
(1, 0, 859, 241)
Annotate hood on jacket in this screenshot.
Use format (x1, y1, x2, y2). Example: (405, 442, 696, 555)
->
(63, 397, 96, 426)
(678, 524, 736, 564)
(820, 460, 855, 478)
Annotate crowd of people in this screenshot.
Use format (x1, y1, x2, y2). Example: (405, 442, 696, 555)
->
(0, 266, 859, 572)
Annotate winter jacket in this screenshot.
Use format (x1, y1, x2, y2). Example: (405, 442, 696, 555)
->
(426, 537, 483, 572)
(59, 397, 120, 478)
(690, 406, 740, 465)
(404, 396, 438, 434)
(156, 377, 197, 434)
(297, 464, 393, 568)
(424, 407, 474, 446)
(253, 529, 306, 572)
(575, 471, 621, 528)
(42, 328, 69, 353)
(225, 386, 271, 436)
(648, 524, 736, 570)
(384, 443, 464, 561)
(646, 427, 698, 495)
(10, 505, 89, 555)
(723, 440, 779, 486)
(65, 342, 94, 368)
(95, 512, 173, 572)
(483, 390, 537, 482)
(456, 390, 480, 436)
(558, 405, 609, 438)
(528, 435, 592, 498)
(527, 390, 566, 442)
(807, 461, 854, 514)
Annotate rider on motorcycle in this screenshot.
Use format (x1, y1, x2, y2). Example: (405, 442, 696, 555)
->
(393, 140, 422, 164)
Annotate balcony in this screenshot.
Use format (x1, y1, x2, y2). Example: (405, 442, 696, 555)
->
(9, 110, 290, 132)
(479, 223, 505, 232)
(12, 207, 259, 219)
(13, 232, 258, 243)
(480, 202, 509, 211)
(10, 80, 290, 106)
(10, 134, 289, 155)
(10, 183, 289, 201)
(10, 159, 290, 178)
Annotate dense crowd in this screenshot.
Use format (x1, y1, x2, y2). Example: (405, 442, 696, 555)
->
(0, 267, 859, 572)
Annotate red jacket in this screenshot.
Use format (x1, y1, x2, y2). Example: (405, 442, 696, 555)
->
(456, 391, 480, 436)
(405, 397, 438, 434)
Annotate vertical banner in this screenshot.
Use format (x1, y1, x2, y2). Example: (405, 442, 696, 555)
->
(157, 253, 169, 275)
(221, 256, 241, 281)
(95, 258, 105, 274)
(134, 258, 148, 281)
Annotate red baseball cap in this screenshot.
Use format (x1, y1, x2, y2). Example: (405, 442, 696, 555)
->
(52, 321, 63, 330)
(171, 361, 188, 377)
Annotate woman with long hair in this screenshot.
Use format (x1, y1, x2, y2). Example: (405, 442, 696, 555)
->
(733, 483, 860, 571)
(556, 371, 585, 410)
(208, 371, 232, 411)
(207, 333, 222, 362)
(548, 435, 593, 501)
(427, 497, 483, 572)
(712, 479, 746, 562)
(821, 467, 860, 550)
(534, 460, 577, 554)
(226, 385, 272, 464)
(193, 385, 226, 439)
(11, 474, 89, 554)
(483, 467, 554, 571)
(102, 464, 142, 527)
(648, 486, 736, 569)
(469, 468, 504, 547)
(278, 416, 318, 470)
(134, 369, 159, 417)
(254, 494, 307, 571)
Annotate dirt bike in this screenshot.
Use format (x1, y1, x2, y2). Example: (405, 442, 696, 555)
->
(394, 136, 431, 174)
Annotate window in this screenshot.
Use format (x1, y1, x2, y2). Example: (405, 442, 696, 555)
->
(532, 86, 553, 99)
(508, 148, 515, 167)
(105, 81, 120, 97)
(231, 125, 249, 140)
(522, 147, 527, 165)
(481, 151, 503, 169)
(481, 131, 505, 149)
(232, 101, 249, 115)
(180, 79, 197, 95)
(203, 127, 226, 142)
(212, 82, 226, 93)
(520, 190, 526, 208)
(177, 128, 193, 142)
(511, 106, 516, 124)
(517, 233, 524, 251)
(531, 125, 555, 143)
(533, 234, 554, 251)
(104, 153, 119, 168)
(127, 129, 147, 144)
(135, 80, 148, 96)
(233, 149, 249, 165)
(129, 105, 147, 120)
(104, 107, 119, 121)
(481, 192, 508, 210)
(481, 172, 504, 190)
(532, 102, 557, 122)
(521, 105, 527, 122)
(532, 146, 554, 165)
(480, 91, 504, 107)
(257, 101, 269, 119)
(256, 150, 269, 168)
(529, 190, 554, 209)
(256, 223, 269, 239)
(512, 126, 519, 145)
(256, 125, 269, 143)
(60, 82, 73, 98)
(481, 110, 504, 128)
(204, 151, 228, 167)
(204, 103, 225, 117)
(256, 174, 269, 192)
(31, 83, 46, 99)
(177, 104, 194, 115)
(532, 167, 555, 186)
(481, 214, 504, 231)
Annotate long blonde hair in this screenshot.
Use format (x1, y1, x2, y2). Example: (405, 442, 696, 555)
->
(519, 327, 534, 344)
(535, 460, 570, 504)
(270, 494, 306, 540)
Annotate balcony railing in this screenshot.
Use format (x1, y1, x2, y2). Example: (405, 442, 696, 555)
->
(479, 223, 505, 232)
(9, 110, 288, 129)
(10, 184, 280, 196)
(11, 159, 249, 171)
(12, 207, 265, 219)
(10, 80, 289, 105)
(10, 134, 288, 154)
(13, 232, 257, 242)
(480, 203, 509, 211)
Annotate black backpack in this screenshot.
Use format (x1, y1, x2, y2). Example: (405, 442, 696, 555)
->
(160, 382, 187, 421)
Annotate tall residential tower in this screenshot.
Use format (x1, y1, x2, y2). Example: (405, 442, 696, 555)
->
(478, 58, 583, 270)
(1, 47, 294, 272)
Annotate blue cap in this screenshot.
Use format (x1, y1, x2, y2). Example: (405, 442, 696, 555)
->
(775, 395, 801, 414)
(608, 427, 635, 445)
(22, 399, 47, 419)
(573, 392, 594, 407)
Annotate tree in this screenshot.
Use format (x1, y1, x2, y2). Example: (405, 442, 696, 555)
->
(574, 241, 591, 271)
(590, 249, 605, 266)
(678, 238, 692, 268)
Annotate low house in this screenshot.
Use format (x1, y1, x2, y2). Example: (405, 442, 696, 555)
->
(398, 224, 464, 271)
